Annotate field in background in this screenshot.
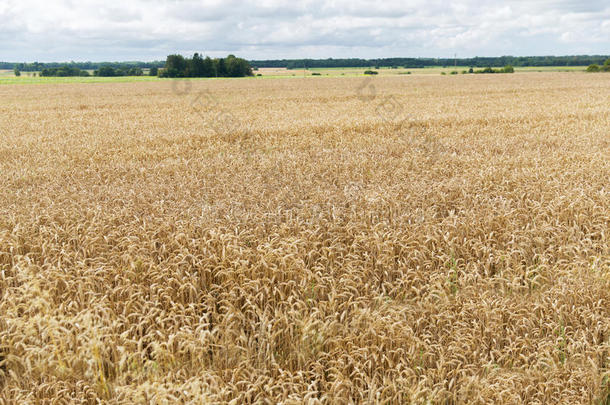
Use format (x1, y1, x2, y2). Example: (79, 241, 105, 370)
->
(0, 72, 159, 85)
(0, 73, 608, 403)
(258, 66, 590, 77)
(0, 65, 591, 84)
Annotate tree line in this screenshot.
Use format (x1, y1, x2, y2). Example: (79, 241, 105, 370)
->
(158, 54, 253, 77)
(4, 55, 610, 73)
(94, 66, 146, 77)
(40, 66, 91, 77)
(250, 55, 610, 69)
(38, 66, 157, 77)
(8, 55, 609, 77)
(472, 66, 515, 74)
(2, 61, 164, 72)
(12, 54, 253, 78)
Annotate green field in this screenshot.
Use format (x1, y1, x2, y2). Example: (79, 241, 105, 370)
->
(302, 65, 588, 76)
(0, 72, 160, 85)
(515, 66, 589, 72)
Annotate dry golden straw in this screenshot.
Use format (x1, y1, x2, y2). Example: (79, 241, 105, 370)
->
(0, 72, 609, 404)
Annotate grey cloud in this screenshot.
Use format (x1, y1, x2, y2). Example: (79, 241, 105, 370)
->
(0, 0, 608, 62)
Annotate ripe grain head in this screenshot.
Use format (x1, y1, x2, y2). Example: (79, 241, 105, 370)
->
(0, 73, 609, 404)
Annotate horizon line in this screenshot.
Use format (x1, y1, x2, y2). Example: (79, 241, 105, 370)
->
(3, 53, 610, 64)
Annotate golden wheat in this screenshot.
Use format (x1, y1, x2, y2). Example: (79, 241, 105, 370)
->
(0, 73, 609, 404)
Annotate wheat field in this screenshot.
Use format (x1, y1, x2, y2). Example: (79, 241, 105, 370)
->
(0, 73, 609, 404)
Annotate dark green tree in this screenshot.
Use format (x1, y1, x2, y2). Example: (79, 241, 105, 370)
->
(96, 66, 117, 77)
(41, 66, 89, 77)
(161, 54, 187, 77)
(225, 54, 253, 77)
(157, 53, 252, 78)
(127, 67, 143, 76)
(186, 53, 205, 77)
(202, 56, 215, 77)
(215, 58, 227, 77)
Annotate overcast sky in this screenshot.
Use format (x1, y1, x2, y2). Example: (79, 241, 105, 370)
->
(1, 0, 609, 62)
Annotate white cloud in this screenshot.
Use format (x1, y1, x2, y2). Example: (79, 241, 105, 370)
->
(0, 0, 609, 61)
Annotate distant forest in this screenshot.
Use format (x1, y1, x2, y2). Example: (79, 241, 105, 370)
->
(0, 61, 165, 72)
(2, 55, 609, 72)
(250, 55, 610, 69)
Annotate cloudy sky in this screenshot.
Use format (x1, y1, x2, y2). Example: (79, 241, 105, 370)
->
(1, 0, 609, 62)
